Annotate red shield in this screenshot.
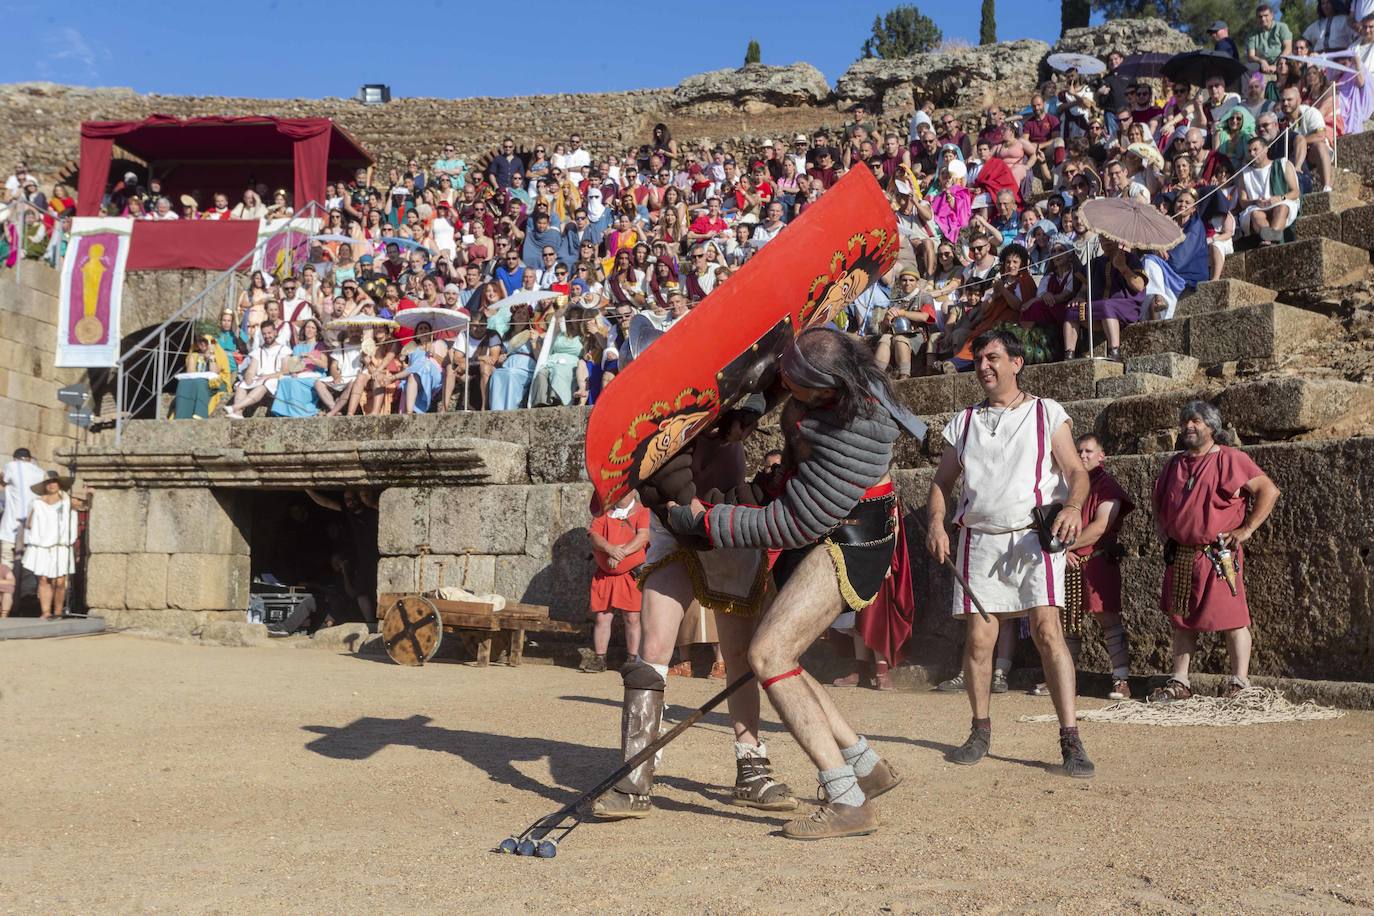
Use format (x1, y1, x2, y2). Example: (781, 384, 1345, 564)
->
(585, 168, 899, 513)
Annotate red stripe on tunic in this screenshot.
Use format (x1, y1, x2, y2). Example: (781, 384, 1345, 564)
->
(1032, 398, 1056, 605)
(960, 527, 973, 615)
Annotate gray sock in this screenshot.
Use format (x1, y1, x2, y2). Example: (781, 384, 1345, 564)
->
(818, 765, 865, 807)
(840, 736, 880, 778)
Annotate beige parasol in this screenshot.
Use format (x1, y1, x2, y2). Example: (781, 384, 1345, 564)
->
(1078, 197, 1184, 252)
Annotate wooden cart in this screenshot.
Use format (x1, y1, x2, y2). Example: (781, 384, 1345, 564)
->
(377, 593, 585, 667)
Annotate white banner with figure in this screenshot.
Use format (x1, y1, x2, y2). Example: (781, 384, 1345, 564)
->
(252, 215, 323, 281)
(55, 217, 134, 368)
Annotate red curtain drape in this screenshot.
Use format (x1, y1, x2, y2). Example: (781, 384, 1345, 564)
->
(127, 220, 260, 271)
(77, 115, 348, 217)
(75, 115, 362, 268)
(76, 135, 116, 217)
(287, 122, 331, 212)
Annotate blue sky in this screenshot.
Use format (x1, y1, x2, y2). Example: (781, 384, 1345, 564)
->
(10, 1, 1097, 99)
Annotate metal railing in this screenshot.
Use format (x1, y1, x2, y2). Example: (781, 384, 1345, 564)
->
(2, 198, 65, 283)
(114, 202, 324, 443)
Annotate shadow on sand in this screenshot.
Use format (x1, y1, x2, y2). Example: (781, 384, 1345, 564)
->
(301, 714, 790, 826)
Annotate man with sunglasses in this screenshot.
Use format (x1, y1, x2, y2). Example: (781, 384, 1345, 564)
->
(788, 133, 810, 174)
(494, 249, 526, 294)
(558, 207, 606, 268)
(936, 116, 972, 160)
(1128, 84, 1163, 135)
(977, 108, 1008, 147)
(487, 137, 522, 189)
(434, 143, 466, 187)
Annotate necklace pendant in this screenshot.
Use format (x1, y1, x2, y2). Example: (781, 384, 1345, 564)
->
(1185, 476, 1196, 492)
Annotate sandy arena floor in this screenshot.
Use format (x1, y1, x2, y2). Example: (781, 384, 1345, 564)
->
(1, 633, 1370, 914)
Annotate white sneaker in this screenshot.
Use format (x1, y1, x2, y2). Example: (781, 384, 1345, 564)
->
(1322, 185, 1333, 193)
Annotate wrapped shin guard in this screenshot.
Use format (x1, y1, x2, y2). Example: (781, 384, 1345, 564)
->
(616, 660, 667, 795)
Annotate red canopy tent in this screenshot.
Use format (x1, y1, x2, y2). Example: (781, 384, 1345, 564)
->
(77, 115, 371, 270)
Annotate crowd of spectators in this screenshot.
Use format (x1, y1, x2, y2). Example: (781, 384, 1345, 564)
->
(8, 1, 1367, 416)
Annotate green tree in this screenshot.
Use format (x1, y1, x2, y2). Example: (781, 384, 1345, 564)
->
(1091, 0, 1184, 19)
(1279, 0, 1315, 41)
(744, 39, 761, 65)
(1062, 0, 1092, 34)
(860, 4, 943, 59)
(980, 0, 997, 44)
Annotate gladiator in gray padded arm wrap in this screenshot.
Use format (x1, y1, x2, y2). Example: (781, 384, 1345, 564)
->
(702, 407, 898, 550)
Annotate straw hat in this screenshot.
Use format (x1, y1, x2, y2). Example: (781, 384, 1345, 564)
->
(31, 469, 74, 495)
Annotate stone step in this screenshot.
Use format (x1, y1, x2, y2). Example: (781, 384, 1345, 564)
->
(1334, 203, 1374, 252)
(1291, 210, 1343, 244)
(1335, 132, 1374, 185)
(1099, 376, 1374, 454)
(1174, 279, 1276, 318)
(1216, 377, 1374, 440)
(1225, 237, 1370, 291)
(890, 357, 1121, 416)
(1122, 302, 1336, 366)
(1123, 351, 1200, 379)
(1095, 372, 1187, 398)
(1297, 188, 1356, 217)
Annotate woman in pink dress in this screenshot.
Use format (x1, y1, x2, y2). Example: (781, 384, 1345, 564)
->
(995, 123, 1038, 192)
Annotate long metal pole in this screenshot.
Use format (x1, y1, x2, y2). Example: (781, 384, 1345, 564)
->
(14, 206, 23, 286)
(154, 329, 166, 420)
(116, 361, 125, 445)
(1086, 255, 1095, 358)
(501, 672, 754, 851)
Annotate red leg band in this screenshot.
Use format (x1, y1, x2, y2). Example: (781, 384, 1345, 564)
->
(760, 666, 803, 690)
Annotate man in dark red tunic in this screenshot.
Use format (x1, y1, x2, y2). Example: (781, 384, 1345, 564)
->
(1149, 402, 1280, 702)
(1065, 434, 1135, 700)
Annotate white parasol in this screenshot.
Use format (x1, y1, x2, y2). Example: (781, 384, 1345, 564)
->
(1283, 52, 1357, 75)
(1046, 52, 1106, 75)
(327, 316, 398, 331)
(493, 287, 563, 310)
(393, 306, 470, 333)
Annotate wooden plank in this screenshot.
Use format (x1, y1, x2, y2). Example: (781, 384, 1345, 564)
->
(506, 602, 551, 619)
(435, 610, 503, 630)
(509, 628, 525, 667)
(475, 635, 492, 666)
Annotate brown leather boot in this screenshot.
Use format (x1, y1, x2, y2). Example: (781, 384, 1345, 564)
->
(782, 801, 879, 840)
(857, 758, 903, 800)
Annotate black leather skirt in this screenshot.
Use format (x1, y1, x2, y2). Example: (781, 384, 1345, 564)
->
(773, 491, 898, 611)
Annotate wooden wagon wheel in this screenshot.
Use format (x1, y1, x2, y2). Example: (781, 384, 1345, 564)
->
(381, 596, 443, 666)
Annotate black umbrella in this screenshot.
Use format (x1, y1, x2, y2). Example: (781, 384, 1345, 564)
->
(1161, 50, 1248, 87)
(1116, 52, 1173, 80)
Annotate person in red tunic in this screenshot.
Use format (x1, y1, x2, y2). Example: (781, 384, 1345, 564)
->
(583, 492, 651, 674)
(1067, 434, 1136, 699)
(1149, 402, 1280, 702)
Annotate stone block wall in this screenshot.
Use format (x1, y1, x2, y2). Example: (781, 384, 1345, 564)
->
(121, 268, 229, 335)
(3, 83, 675, 192)
(0, 263, 88, 466)
(376, 481, 596, 622)
(86, 486, 251, 615)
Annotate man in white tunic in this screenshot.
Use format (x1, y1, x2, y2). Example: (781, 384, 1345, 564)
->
(226, 321, 290, 418)
(926, 330, 1096, 778)
(2, 448, 44, 564)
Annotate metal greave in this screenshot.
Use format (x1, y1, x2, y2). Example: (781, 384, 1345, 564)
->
(614, 687, 664, 795)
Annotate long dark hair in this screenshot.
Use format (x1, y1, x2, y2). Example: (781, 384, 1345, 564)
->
(795, 326, 893, 428)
